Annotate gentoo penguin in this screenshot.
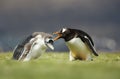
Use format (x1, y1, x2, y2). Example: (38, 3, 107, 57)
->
(53, 28, 98, 61)
(13, 32, 54, 61)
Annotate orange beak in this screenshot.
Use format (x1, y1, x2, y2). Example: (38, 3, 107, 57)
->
(53, 32, 62, 41)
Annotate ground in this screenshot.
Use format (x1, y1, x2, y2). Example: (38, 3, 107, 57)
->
(0, 52, 120, 79)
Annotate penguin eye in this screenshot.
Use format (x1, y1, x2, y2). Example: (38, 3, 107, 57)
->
(59, 29, 62, 33)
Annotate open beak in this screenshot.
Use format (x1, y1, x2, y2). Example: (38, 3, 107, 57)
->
(53, 32, 62, 41)
(46, 40, 54, 50)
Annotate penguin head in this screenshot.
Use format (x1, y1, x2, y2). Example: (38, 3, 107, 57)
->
(44, 37, 54, 50)
(53, 28, 71, 41)
(31, 32, 54, 50)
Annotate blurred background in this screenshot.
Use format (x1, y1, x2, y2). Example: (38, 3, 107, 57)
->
(0, 0, 120, 52)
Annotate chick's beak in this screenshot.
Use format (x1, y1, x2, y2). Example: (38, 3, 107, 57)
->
(46, 43, 54, 50)
(45, 39, 54, 50)
(53, 32, 62, 41)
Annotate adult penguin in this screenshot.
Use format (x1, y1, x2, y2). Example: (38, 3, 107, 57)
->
(53, 28, 98, 61)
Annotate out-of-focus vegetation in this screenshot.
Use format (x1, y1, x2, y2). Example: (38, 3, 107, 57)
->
(0, 52, 120, 79)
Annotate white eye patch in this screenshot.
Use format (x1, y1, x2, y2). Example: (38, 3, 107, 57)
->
(62, 28, 67, 33)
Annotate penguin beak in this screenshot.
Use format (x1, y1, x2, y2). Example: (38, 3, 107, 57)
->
(53, 32, 62, 41)
(45, 40, 54, 50)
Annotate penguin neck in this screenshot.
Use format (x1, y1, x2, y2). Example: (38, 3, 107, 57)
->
(64, 32, 76, 42)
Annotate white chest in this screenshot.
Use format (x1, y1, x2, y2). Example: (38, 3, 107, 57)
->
(66, 38, 90, 53)
(66, 38, 92, 60)
(24, 39, 47, 61)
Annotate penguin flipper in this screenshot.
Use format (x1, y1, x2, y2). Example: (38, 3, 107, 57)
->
(13, 45, 24, 60)
(12, 35, 34, 60)
(13, 43, 33, 60)
(82, 36, 98, 56)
